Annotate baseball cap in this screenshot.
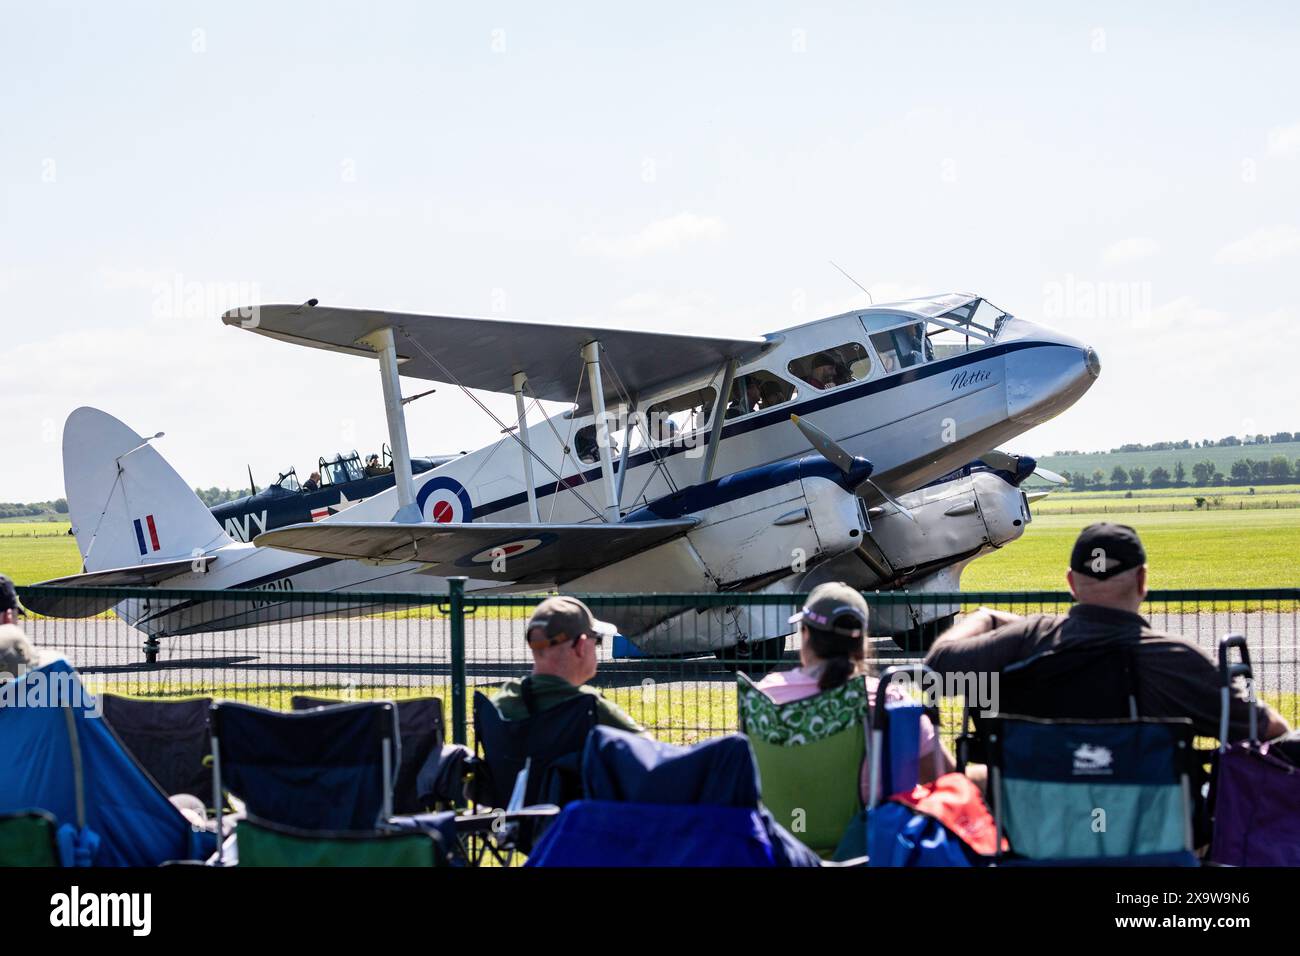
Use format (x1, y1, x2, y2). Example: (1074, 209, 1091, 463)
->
(789, 582, 869, 639)
(526, 596, 617, 648)
(0, 574, 24, 617)
(1070, 522, 1148, 580)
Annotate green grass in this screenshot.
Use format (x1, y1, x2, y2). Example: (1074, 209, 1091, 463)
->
(0, 523, 82, 585)
(964, 507, 1300, 591)
(1040, 483, 1300, 500)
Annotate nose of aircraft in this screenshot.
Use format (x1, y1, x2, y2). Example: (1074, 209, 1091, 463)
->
(1003, 321, 1100, 425)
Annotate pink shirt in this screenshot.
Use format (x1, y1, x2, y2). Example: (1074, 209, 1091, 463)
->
(755, 667, 938, 802)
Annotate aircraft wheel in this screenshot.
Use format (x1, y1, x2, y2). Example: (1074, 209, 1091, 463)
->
(713, 635, 787, 676)
(889, 614, 957, 654)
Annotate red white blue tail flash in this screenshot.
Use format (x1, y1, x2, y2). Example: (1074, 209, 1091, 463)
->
(133, 515, 161, 555)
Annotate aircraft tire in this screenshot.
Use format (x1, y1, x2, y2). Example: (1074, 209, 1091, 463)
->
(713, 635, 787, 676)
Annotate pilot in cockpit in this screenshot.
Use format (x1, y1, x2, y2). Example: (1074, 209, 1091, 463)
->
(302, 471, 321, 492)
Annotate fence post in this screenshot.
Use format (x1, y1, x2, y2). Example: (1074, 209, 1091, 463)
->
(449, 576, 468, 746)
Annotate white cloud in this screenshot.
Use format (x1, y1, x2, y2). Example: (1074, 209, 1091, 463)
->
(1213, 225, 1300, 265)
(1101, 237, 1160, 264)
(577, 213, 727, 260)
(1267, 122, 1300, 158)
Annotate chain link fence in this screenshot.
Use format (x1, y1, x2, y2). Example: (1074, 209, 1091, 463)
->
(15, 583, 1299, 748)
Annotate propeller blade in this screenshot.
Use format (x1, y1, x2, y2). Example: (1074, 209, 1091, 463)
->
(1025, 490, 1052, 505)
(790, 415, 914, 521)
(1034, 466, 1067, 485)
(247, 464, 258, 496)
(790, 414, 855, 475)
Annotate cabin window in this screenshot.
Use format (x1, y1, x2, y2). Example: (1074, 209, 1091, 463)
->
(632, 386, 718, 447)
(724, 370, 797, 419)
(574, 423, 620, 464)
(787, 342, 872, 391)
(869, 325, 928, 374)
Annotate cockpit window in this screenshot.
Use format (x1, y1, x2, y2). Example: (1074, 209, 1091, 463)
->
(627, 386, 718, 450)
(321, 451, 365, 486)
(787, 343, 871, 391)
(273, 469, 300, 492)
(725, 370, 797, 419)
(869, 325, 928, 374)
(924, 298, 1001, 361)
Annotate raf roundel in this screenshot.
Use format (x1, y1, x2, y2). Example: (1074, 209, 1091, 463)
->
(457, 532, 559, 569)
(415, 476, 474, 524)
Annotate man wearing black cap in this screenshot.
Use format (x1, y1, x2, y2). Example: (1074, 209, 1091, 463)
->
(493, 595, 644, 733)
(925, 523, 1288, 742)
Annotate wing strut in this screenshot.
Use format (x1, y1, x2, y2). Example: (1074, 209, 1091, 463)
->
(512, 370, 541, 523)
(701, 359, 736, 483)
(582, 341, 620, 522)
(359, 326, 421, 523)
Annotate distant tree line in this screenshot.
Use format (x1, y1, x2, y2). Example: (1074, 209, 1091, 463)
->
(1061, 456, 1299, 490)
(193, 487, 250, 507)
(0, 499, 68, 519)
(1054, 432, 1297, 456)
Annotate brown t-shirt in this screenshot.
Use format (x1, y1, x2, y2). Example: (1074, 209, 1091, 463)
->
(924, 603, 1270, 741)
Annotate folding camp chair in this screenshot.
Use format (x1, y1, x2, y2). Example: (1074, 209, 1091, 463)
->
(737, 672, 867, 856)
(236, 816, 447, 867)
(209, 700, 401, 864)
(0, 659, 210, 867)
(468, 690, 596, 862)
(1208, 635, 1300, 866)
(0, 810, 61, 866)
(526, 726, 822, 867)
(101, 694, 213, 807)
(291, 695, 444, 814)
(985, 714, 1198, 865)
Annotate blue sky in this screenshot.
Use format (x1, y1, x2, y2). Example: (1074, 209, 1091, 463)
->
(3, 2, 1298, 500)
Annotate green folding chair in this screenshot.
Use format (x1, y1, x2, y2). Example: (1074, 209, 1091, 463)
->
(738, 673, 867, 856)
(235, 817, 447, 867)
(0, 810, 61, 867)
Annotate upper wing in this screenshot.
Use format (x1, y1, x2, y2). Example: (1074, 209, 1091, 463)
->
(222, 303, 773, 404)
(22, 556, 218, 617)
(254, 519, 697, 585)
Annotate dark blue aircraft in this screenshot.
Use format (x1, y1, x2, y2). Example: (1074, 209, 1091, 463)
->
(210, 447, 459, 542)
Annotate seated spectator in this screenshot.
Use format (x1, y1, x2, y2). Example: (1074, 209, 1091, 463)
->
(494, 596, 644, 733)
(756, 582, 954, 799)
(1, 573, 24, 627)
(926, 523, 1290, 742)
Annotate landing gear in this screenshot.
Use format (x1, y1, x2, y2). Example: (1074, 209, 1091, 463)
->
(713, 635, 788, 676)
(889, 614, 957, 654)
(143, 635, 161, 665)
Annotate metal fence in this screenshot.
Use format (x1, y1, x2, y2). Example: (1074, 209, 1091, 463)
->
(15, 583, 1300, 748)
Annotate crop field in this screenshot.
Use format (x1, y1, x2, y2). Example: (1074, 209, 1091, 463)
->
(1038, 441, 1300, 478)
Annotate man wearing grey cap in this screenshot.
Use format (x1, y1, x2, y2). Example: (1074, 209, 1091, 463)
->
(925, 523, 1288, 742)
(493, 595, 644, 733)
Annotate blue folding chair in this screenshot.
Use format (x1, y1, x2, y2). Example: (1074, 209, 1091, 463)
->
(987, 715, 1198, 865)
(210, 700, 400, 863)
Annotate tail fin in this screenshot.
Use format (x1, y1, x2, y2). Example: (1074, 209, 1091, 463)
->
(63, 407, 232, 572)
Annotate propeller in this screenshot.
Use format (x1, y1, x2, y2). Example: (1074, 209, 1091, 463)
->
(980, 449, 1067, 486)
(790, 415, 916, 522)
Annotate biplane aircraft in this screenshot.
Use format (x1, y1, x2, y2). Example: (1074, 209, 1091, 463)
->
(30, 293, 1097, 661)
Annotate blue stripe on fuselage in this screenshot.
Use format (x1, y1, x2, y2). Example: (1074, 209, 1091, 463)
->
(472, 339, 1040, 519)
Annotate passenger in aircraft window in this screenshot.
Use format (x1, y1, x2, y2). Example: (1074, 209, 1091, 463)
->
(870, 327, 926, 373)
(574, 425, 618, 464)
(787, 343, 871, 391)
(726, 377, 763, 419)
(759, 379, 794, 409)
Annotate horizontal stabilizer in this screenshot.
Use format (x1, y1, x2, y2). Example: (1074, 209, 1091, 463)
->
(22, 556, 218, 617)
(254, 520, 697, 585)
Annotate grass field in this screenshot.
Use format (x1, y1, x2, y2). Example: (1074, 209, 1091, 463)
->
(3, 501, 1298, 593)
(963, 506, 1300, 591)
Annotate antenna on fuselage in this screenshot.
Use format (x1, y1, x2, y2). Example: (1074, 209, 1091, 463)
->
(828, 260, 873, 305)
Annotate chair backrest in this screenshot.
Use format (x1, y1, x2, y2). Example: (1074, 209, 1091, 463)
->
(291, 695, 444, 814)
(989, 715, 1195, 863)
(101, 694, 214, 806)
(0, 810, 61, 867)
(736, 675, 867, 854)
(210, 700, 399, 833)
(236, 816, 444, 867)
(473, 691, 597, 810)
(999, 640, 1140, 719)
